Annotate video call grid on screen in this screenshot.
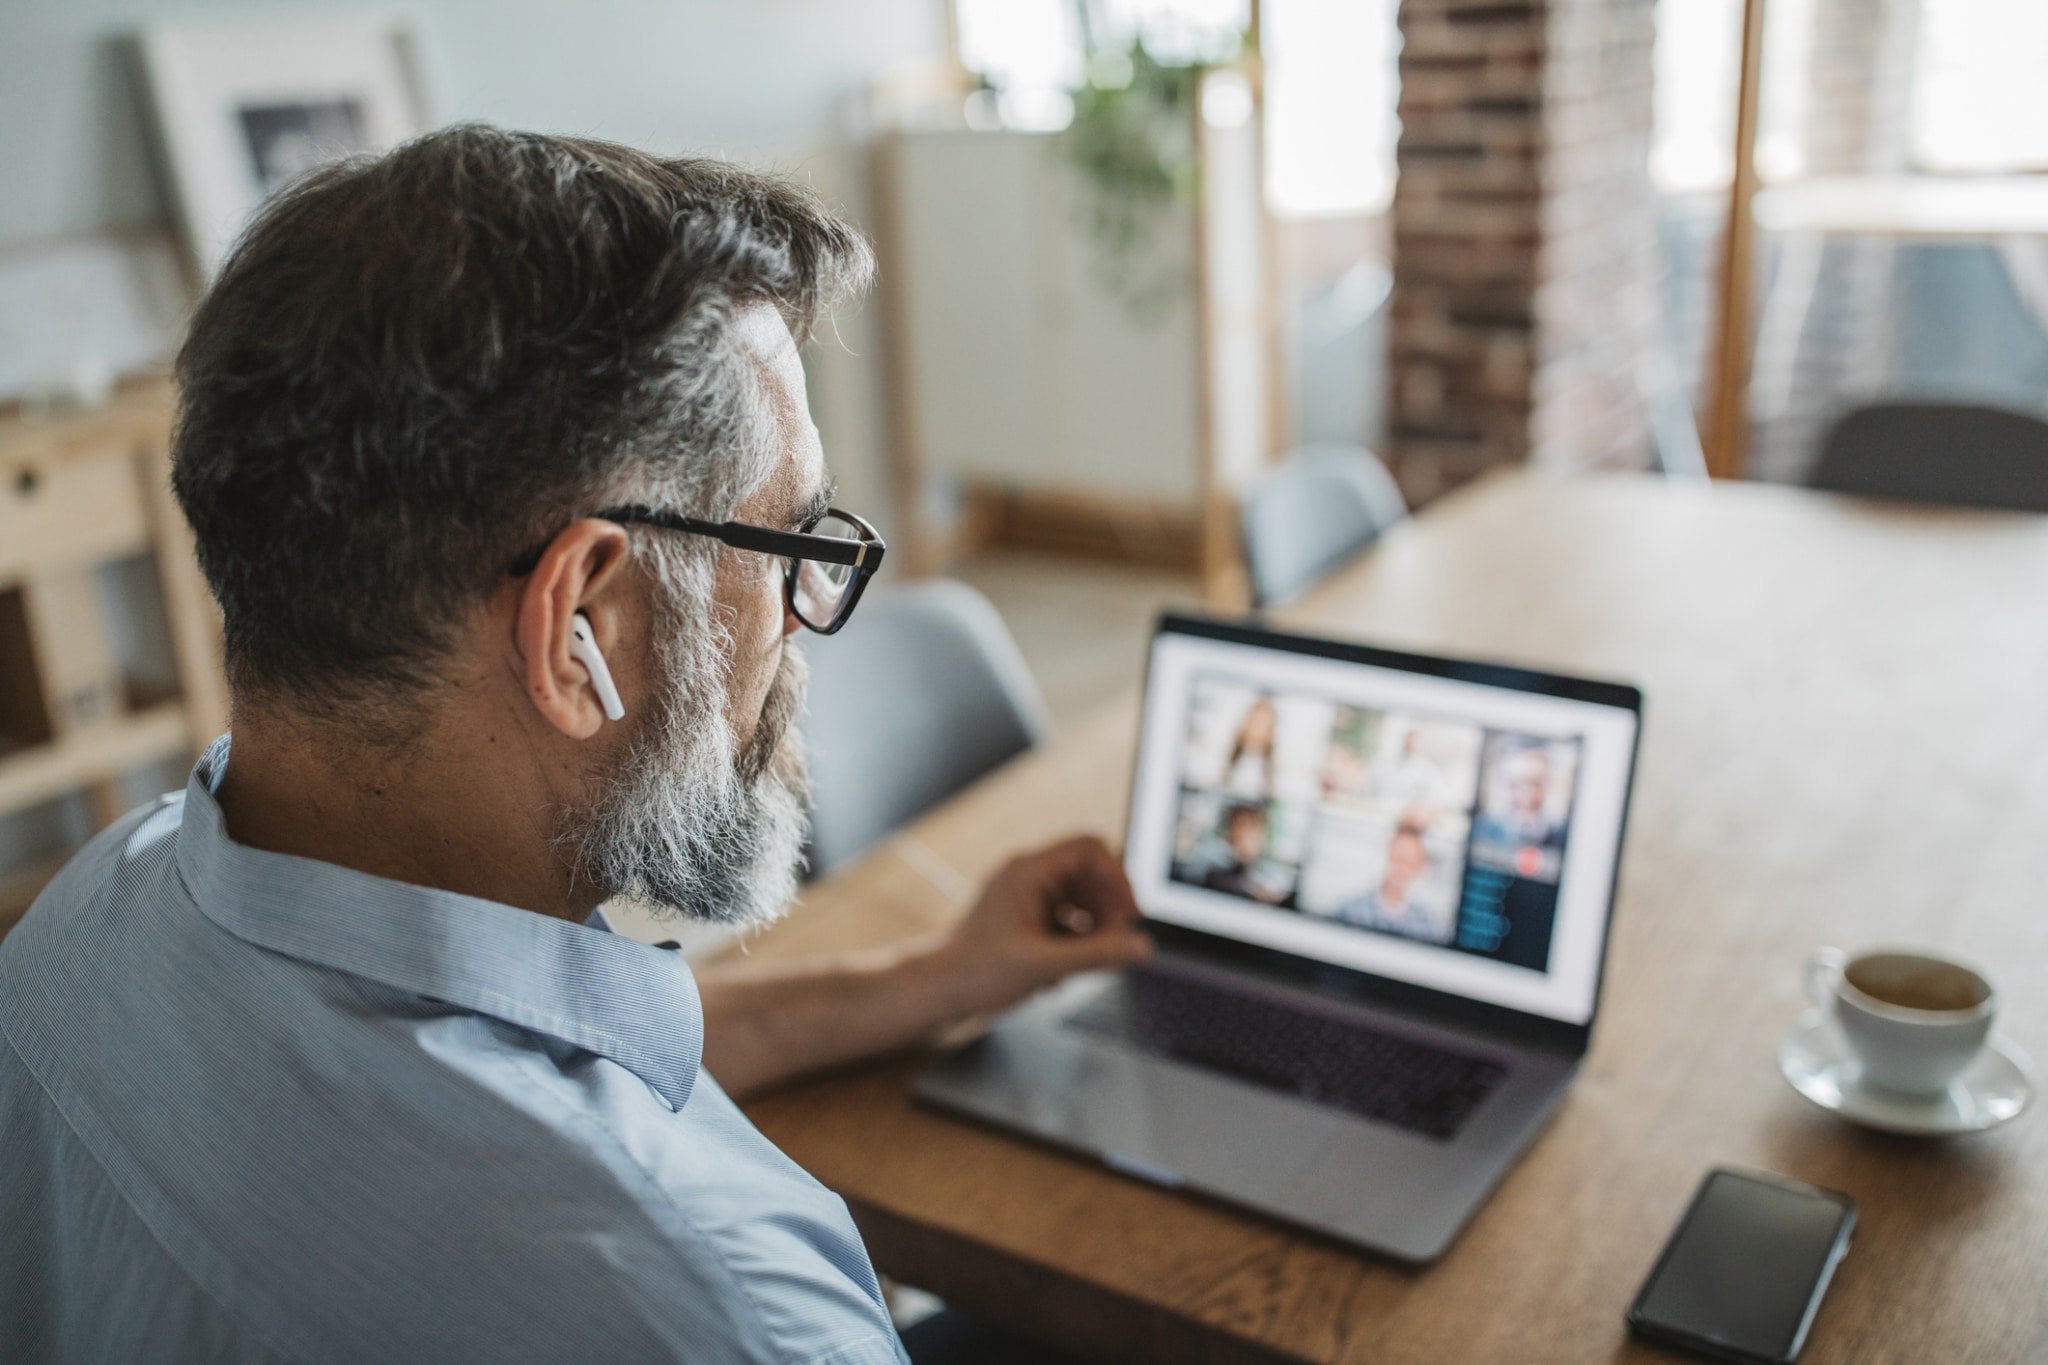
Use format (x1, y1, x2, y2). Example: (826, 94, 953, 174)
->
(1126, 629, 1638, 1026)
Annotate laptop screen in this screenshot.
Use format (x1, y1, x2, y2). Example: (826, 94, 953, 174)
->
(1126, 619, 1641, 1027)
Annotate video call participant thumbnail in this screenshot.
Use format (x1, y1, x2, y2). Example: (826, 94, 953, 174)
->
(1199, 801, 1298, 908)
(1334, 818, 1454, 943)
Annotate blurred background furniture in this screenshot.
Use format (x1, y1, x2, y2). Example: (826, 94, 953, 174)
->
(1638, 349, 1712, 480)
(0, 380, 226, 933)
(1699, 0, 2048, 485)
(1809, 401, 2048, 513)
(1239, 442, 1405, 607)
(874, 98, 1270, 604)
(802, 579, 1050, 876)
(1736, 176, 2048, 484)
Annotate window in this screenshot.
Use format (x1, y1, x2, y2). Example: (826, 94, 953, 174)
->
(1654, 0, 2048, 192)
(953, 0, 1399, 218)
(954, 0, 1084, 96)
(1651, 0, 1815, 192)
(1265, 0, 1400, 217)
(954, 0, 1245, 94)
(1914, 0, 2048, 173)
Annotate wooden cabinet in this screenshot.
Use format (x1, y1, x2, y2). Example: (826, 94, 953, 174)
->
(0, 380, 227, 928)
(873, 73, 1272, 599)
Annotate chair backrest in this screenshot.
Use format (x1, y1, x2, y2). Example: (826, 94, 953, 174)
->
(1638, 347, 1709, 480)
(1240, 443, 1407, 607)
(1810, 401, 2048, 513)
(800, 579, 1050, 876)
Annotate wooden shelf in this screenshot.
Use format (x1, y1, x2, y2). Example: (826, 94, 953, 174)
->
(0, 379, 226, 932)
(0, 377, 176, 461)
(0, 701, 191, 815)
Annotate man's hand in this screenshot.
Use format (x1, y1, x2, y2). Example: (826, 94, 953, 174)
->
(929, 835, 1154, 1019)
(698, 835, 1151, 1096)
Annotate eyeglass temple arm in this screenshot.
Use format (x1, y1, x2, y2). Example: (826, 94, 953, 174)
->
(598, 506, 885, 571)
(509, 506, 886, 577)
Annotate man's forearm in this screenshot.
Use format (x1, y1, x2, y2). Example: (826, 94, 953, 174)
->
(694, 933, 984, 1099)
(692, 837, 1153, 1099)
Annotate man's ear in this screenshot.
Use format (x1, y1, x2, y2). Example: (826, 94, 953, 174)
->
(514, 520, 634, 739)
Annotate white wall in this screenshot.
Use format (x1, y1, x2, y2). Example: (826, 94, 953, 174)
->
(885, 112, 1267, 511)
(0, 0, 942, 242)
(889, 128, 1204, 503)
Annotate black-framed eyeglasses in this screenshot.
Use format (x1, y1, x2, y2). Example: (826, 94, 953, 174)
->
(506, 503, 886, 635)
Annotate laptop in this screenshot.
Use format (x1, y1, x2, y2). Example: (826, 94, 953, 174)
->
(913, 614, 1643, 1262)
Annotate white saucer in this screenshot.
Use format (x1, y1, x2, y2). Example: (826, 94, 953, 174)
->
(1778, 1012, 2035, 1136)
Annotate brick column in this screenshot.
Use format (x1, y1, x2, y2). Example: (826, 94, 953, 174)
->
(1388, 0, 1658, 503)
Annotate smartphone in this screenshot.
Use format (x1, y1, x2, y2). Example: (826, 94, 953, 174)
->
(1626, 1167, 1856, 1364)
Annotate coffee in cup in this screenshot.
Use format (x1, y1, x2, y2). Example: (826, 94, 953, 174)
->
(1805, 946, 1996, 1096)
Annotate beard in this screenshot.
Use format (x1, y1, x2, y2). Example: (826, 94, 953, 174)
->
(561, 608, 810, 930)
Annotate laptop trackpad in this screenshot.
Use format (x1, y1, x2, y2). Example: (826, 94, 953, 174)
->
(1093, 1045, 1347, 1203)
(921, 1006, 1335, 1204)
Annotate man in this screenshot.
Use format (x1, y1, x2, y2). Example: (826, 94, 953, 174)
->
(1370, 725, 1441, 812)
(0, 126, 1151, 1363)
(1337, 821, 1448, 942)
(1474, 744, 1568, 868)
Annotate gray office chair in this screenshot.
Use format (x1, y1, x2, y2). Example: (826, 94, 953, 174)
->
(800, 579, 1051, 876)
(1240, 443, 1407, 608)
(1810, 401, 2048, 513)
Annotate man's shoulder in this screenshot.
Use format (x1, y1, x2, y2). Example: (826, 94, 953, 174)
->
(208, 1047, 906, 1364)
(3, 945, 899, 1365)
(0, 793, 188, 1058)
(8, 790, 184, 921)
(0, 787, 906, 1364)
(1, 1075, 899, 1365)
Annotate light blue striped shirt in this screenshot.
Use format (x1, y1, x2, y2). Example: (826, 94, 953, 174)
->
(0, 738, 907, 1364)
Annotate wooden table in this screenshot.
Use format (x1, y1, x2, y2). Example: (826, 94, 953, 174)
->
(739, 471, 2048, 1364)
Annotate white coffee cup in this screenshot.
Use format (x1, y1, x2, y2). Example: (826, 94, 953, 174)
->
(1805, 946, 1996, 1096)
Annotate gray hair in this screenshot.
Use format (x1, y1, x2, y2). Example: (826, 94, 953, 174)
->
(171, 123, 873, 732)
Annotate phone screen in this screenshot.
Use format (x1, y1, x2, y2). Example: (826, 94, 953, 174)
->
(1629, 1169, 1855, 1363)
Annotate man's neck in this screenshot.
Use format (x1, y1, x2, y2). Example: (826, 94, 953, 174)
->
(215, 708, 594, 921)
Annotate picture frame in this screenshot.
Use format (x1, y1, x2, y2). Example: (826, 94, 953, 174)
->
(138, 14, 432, 281)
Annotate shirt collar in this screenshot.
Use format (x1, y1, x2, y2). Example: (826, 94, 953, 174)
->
(174, 736, 703, 1111)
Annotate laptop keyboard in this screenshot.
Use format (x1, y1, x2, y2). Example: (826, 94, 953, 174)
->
(1066, 972, 1510, 1142)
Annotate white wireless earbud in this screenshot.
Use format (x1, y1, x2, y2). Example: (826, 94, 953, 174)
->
(568, 612, 625, 722)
